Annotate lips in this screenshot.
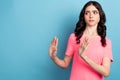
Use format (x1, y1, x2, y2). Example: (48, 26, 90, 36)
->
(89, 20, 94, 22)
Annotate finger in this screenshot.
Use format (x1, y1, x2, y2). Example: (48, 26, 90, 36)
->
(80, 42, 84, 48)
(85, 37, 89, 43)
(52, 37, 56, 45)
(54, 36, 58, 46)
(54, 36, 57, 44)
(84, 41, 89, 49)
(55, 37, 58, 47)
(86, 38, 89, 46)
(82, 38, 89, 48)
(80, 37, 89, 48)
(82, 40, 86, 48)
(83, 37, 87, 45)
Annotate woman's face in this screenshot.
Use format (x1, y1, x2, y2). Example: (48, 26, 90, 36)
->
(84, 5, 100, 27)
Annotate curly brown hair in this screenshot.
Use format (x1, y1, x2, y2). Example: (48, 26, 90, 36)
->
(74, 1, 106, 47)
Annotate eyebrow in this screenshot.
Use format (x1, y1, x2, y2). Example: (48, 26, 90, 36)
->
(85, 10, 98, 12)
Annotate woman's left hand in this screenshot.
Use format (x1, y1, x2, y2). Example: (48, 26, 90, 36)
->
(78, 37, 89, 59)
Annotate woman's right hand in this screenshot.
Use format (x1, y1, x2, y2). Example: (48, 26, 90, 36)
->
(49, 37, 58, 59)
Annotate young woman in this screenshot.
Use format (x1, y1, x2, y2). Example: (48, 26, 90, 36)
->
(49, 1, 113, 80)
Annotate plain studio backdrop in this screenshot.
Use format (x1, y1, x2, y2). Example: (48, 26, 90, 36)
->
(0, 0, 119, 80)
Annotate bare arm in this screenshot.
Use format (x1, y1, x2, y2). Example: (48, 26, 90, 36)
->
(49, 37, 72, 69)
(51, 55, 72, 69)
(82, 56, 111, 77)
(79, 37, 111, 77)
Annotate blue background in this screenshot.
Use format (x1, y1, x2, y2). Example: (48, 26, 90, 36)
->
(0, 0, 119, 80)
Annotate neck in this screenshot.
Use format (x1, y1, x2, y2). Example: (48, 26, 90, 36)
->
(84, 25, 98, 36)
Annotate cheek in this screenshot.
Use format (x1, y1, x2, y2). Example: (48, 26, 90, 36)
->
(97, 15, 100, 22)
(94, 15, 100, 23)
(97, 17, 100, 23)
(84, 16, 89, 22)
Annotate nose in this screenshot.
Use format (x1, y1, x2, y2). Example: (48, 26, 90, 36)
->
(89, 13, 93, 18)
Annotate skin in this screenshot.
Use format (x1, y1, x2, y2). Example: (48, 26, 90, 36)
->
(49, 4, 111, 77)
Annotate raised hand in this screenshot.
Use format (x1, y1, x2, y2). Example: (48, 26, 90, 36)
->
(49, 36, 58, 59)
(78, 37, 89, 58)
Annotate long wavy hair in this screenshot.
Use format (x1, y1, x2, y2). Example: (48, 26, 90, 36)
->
(74, 1, 106, 47)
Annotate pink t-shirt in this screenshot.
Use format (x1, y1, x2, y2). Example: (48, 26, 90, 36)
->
(65, 33, 113, 80)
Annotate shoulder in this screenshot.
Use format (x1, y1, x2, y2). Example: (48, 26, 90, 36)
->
(106, 37, 111, 42)
(70, 33, 76, 37)
(69, 33, 76, 40)
(106, 37, 112, 45)
(68, 33, 76, 43)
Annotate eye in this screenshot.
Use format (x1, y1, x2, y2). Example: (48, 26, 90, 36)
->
(85, 11, 90, 15)
(93, 11, 99, 14)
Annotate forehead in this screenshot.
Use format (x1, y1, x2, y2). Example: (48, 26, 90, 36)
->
(85, 5, 98, 11)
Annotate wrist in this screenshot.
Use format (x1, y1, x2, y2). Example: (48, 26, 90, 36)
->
(51, 55, 57, 61)
(81, 55, 88, 61)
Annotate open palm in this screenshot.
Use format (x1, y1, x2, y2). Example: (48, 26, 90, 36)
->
(49, 37, 58, 58)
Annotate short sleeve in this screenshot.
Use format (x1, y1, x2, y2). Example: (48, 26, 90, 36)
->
(65, 33, 75, 57)
(104, 39, 113, 62)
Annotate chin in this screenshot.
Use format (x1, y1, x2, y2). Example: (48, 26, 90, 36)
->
(87, 23, 98, 27)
